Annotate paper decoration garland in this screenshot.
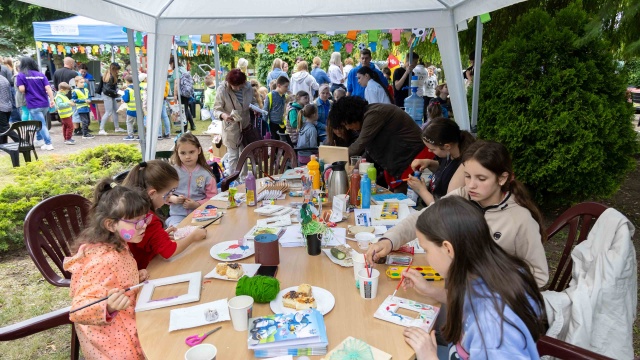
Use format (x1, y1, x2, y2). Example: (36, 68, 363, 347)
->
(333, 41, 342, 52)
(291, 40, 300, 49)
(367, 30, 380, 42)
(390, 29, 402, 43)
(346, 30, 359, 40)
(201, 34, 211, 43)
(246, 33, 256, 40)
(403, 31, 412, 43)
(222, 34, 232, 42)
(369, 42, 377, 52)
(381, 39, 389, 50)
(243, 43, 253, 53)
(231, 40, 241, 51)
(345, 43, 354, 53)
(311, 37, 319, 47)
(358, 43, 366, 51)
(322, 39, 330, 50)
(135, 32, 143, 46)
(412, 28, 426, 41)
(300, 38, 310, 48)
(267, 43, 276, 54)
(280, 42, 289, 53)
(257, 43, 266, 53)
(180, 35, 189, 41)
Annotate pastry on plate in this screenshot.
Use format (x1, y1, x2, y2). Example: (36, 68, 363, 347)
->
(226, 263, 245, 279)
(215, 263, 228, 276)
(282, 290, 301, 309)
(297, 283, 312, 297)
(295, 296, 317, 310)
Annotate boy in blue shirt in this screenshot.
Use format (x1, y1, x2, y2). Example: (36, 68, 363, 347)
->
(71, 76, 94, 139)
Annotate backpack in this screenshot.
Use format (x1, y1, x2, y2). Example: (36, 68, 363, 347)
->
(179, 70, 194, 98)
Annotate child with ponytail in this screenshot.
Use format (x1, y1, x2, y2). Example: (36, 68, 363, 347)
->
(64, 179, 150, 359)
(122, 160, 207, 270)
(368, 140, 549, 290)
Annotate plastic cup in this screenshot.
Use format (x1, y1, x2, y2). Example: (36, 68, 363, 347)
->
(228, 295, 254, 331)
(185, 344, 217, 360)
(357, 268, 380, 299)
(355, 232, 376, 250)
(352, 252, 366, 289)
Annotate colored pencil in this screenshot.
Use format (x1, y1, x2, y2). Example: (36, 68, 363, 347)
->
(69, 281, 148, 314)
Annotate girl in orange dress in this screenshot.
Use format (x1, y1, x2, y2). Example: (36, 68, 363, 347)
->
(64, 179, 151, 360)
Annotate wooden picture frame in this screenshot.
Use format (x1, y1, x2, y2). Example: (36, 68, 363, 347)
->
(135, 271, 202, 312)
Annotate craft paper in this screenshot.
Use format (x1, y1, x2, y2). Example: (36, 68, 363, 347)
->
(300, 38, 310, 48)
(200, 34, 211, 43)
(333, 41, 342, 52)
(381, 39, 390, 50)
(280, 42, 289, 53)
(346, 30, 359, 40)
(278, 225, 346, 247)
(257, 43, 266, 53)
(367, 30, 380, 42)
(135, 31, 143, 46)
(389, 29, 402, 43)
(345, 43, 354, 53)
(480, 13, 491, 23)
(311, 37, 319, 47)
(369, 42, 377, 52)
(169, 298, 230, 332)
(231, 40, 241, 51)
(246, 32, 256, 40)
(267, 43, 276, 54)
(403, 31, 412, 42)
(222, 34, 232, 42)
(243, 43, 253, 53)
(322, 40, 331, 51)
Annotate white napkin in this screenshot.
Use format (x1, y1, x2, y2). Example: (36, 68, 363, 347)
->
(168, 298, 230, 332)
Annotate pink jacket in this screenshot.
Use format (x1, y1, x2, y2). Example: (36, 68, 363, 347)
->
(64, 243, 145, 360)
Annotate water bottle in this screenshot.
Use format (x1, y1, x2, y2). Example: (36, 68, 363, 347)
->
(367, 166, 377, 194)
(404, 76, 424, 127)
(245, 171, 256, 206)
(406, 171, 421, 206)
(360, 173, 371, 209)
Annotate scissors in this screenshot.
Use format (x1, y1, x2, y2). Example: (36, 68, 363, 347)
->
(185, 326, 222, 347)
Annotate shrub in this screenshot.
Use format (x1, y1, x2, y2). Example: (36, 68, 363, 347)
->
(0, 144, 142, 251)
(477, 4, 639, 206)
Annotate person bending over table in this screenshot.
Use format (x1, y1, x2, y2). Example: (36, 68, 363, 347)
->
(327, 96, 432, 192)
(366, 140, 549, 292)
(407, 118, 476, 207)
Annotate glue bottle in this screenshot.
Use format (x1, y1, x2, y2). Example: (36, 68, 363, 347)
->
(307, 155, 321, 190)
(245, 171, 256, 206)
(406, 171, 421, 206)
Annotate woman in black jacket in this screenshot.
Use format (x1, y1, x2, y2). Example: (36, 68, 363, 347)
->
(98, 62, 124, 134)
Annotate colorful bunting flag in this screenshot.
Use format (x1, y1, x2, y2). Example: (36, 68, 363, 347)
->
(346, 30, 359, 41)
(333, 41, 342, 51)
(381, 39, 389, 50)
(257, 43, 266, 53)
(367, 30, 380, 42)
(243, 43, 253, 53)
(231, 40, 241, 51)
(345, 43, 354, 53)
(300, 38, 310, 48)
(369, 42, 377, 52)
(321, 40, 330, 50)
(311, 37, 319, 47)
(280, 42, 289, 53)
(267, 43, 276, 54)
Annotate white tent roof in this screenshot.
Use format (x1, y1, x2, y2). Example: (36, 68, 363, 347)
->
(20, 0, 526, 160)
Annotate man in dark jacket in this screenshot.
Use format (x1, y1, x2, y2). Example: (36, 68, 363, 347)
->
(328, 96, 433, 192)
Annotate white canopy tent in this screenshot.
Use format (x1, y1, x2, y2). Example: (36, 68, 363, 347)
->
(20, 0, 525, 160)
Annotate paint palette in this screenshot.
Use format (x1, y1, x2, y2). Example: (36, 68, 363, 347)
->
(209, 240, 255, 261)
(373, 295, 440, 332)
(385, 266, 443, 281)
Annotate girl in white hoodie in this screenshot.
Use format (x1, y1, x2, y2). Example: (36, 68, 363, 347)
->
(290, 61, 319, 101)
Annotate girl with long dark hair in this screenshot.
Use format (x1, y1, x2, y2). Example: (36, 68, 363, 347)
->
(356, 66, 392, 104)
(402, 196, 545, 359)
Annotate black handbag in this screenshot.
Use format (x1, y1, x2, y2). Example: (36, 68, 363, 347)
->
(240, 121, 262, 147)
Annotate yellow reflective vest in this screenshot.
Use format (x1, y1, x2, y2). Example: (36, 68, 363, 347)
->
(72, 88, 89, 110)
(54, 93, 73, 118)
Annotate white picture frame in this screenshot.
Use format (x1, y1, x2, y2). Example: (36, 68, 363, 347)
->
(135, 271, 202, 312)
(373, 295, 440, 332)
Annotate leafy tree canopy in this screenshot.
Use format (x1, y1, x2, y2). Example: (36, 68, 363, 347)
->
(0, 1, 69, 51)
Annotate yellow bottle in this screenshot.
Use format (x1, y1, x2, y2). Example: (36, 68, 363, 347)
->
(307, 155, 321, 190)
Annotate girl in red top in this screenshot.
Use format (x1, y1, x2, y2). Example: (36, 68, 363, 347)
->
(122, 160, 208, 270)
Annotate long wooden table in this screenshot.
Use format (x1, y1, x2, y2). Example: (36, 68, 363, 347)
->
(136, 190, 442, 359)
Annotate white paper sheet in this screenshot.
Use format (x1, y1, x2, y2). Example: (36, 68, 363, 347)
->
(278, 225, 346, 247)
(168, 298, 230, 332)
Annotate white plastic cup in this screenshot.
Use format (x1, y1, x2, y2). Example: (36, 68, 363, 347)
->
(185, 344, 217, 360)
(228, 295, 254, 331)
(352, 252, 366, 281)
(355, 232, 376, 250)
(357, 268, 380, 299)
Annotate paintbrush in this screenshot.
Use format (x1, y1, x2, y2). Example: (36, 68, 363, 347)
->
(69, 281, 149, 314)
(389, 178, 410, 185)
(199, 213, 224, 228)
(391, 259, 414, 300)
(263, 172, 278, 182)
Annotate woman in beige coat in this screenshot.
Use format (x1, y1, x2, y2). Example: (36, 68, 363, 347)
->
(213, 69, 258, 177)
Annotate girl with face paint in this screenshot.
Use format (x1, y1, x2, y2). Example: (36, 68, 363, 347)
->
(63, 179, 151, 359)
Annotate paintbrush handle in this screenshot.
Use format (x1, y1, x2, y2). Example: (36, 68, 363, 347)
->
(69, 283, 145, 314)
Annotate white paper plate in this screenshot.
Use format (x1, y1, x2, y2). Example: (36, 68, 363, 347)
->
(204, 263, 261, 281)
(209, 240, 255, 261)
(270, 286, 335, 315)
(322, 245, 354, 267)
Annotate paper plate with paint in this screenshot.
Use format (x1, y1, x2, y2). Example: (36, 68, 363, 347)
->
(209, 240, 255, 261)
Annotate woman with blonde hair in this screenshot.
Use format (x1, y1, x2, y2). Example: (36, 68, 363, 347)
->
(98, 62, 124, 133)
(266, 58, 288, 86)
(310, 57, 330, 87)
(290, 61, 319, 101)
(328, 52, 345, 94)
(236, 58, 249, 74)
(342, 57, 354, 89)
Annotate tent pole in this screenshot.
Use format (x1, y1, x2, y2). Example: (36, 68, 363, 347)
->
(470, 16, 483, 132)
(172, 42, 182, 139)
(35, 42, 42, 73)
(213, 34, 221, 87)
(127, 28, 146, 159)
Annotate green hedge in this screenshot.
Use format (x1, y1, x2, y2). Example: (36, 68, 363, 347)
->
(477, 4, 639, 206)
(0, 144, 142, 251)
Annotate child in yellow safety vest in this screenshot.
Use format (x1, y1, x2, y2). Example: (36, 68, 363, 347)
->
(121, 75, 139, 141)
(72, 76, 94, 139)
(55, 82, 76, 145)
